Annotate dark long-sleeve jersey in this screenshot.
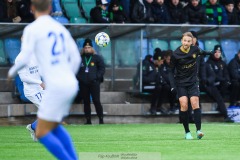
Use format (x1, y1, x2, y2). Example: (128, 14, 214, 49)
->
(169, 45, 211, 88)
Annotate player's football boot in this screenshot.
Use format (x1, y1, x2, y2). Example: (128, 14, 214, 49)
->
(185, 132, 193, 140)
(26, 124, 38, 142)
(196, 130, 204, 139)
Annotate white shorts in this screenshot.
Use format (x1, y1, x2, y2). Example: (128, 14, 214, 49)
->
(25, 90, 44, 108)
(37, 85, 78, 122)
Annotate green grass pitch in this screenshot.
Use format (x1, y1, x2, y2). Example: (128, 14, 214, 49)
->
(0, 123, 240, 160)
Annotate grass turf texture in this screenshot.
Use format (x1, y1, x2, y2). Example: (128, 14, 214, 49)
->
(0, 123, 239, 160)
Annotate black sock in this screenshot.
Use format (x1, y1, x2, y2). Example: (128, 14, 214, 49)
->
(194, 108, 201, 131)
(180, 111, 190, 133)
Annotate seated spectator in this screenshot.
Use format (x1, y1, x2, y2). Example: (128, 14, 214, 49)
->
(184, 0, 207, 24)
(141, 54, 156, 93)
(228, 50, 240, 106)
(0, 0, 34, 23)
(158, 50, 178, 113)
(166, 0, 186, 24)
(133, 54, 154, 91)
(204, 45, 233, 122)
(17, 0, 34, 22)
(224, 0, 239, 24)
(131, 0, 154, 23)
(203, 0, 228, 25)
(147, 48, 168, 114)
(90, 0, 110, 23)
(151, 0, 170, 24)
(108, 0, 130, 23)
(134, 48, 167, 115)
(0, 0, 22, 23)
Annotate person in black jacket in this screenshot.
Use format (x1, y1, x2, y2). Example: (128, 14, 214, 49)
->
(228, 50, 240, 106)
(77, 38, 105, 124)
(90, 0, 110, 23)
(138, 48, 166, 115)
(166, 0, 186, 24)
(159, 51, 178, 113)
(17, 0, 34, 22)
(0, 0, 34, 23)
(184, 0, 207, 24)
(131, 0, 154, 23)
(141, 48, 169, 115)
(204, 45, 233, 122)
(151, 0, 170, 24)
(108, 0, 129, 23)
(168, 32, 212, 140)
(150, 48, 170, 114)
(224, 0, 239, 25)
(0, 0, 19, 22)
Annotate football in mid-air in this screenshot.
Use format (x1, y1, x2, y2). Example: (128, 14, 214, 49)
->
(95, 32, 110, 47)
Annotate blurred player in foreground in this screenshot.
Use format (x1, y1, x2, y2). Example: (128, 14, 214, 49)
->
(15, 50, 44, 142)
(8, 0, 81, 159)
(169, 32, 211, 140)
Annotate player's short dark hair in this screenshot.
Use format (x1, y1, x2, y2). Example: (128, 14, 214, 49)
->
(190, 31, 198, 39)
(163, 50, 173, 58)
(31, 0, 51, 12)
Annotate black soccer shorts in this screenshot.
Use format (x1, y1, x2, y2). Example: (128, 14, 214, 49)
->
(176, 82, 200, 98)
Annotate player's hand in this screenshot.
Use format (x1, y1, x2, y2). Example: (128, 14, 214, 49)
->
(7, 75, 13, 86)
(40, 83, 45, 90)
(12, 16, 21, 23)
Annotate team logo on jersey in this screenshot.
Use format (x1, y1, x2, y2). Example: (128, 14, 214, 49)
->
(192, 53, 197, 59)
(91, 62, 95, 66)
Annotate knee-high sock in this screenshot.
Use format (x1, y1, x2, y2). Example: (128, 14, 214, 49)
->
(52, 125, 78, 160)
(31, 120, 38, 131)
(38, 131, 74, 160)
(180, 111, 190, 133)
(194, 108, 201, 131)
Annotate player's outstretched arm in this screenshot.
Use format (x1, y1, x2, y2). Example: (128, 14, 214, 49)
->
(8, 60, 28, 79)
(198, 47, 213, 55)
(9, 27, 34, 78)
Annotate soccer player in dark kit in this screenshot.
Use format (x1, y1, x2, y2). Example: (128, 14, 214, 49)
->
(168, 31, 212, 140)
